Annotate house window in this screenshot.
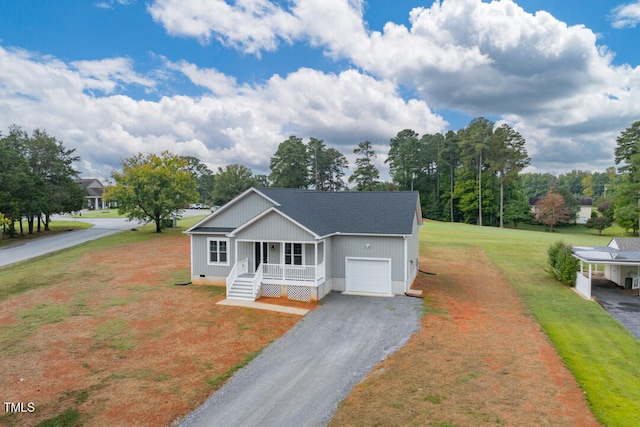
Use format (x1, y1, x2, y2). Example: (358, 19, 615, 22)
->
(285, 243, 303, 265)
(208, 238, 229, 265)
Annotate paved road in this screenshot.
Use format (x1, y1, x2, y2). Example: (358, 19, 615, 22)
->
(0, 210, 206, 267)
(178, 292, 422, 427)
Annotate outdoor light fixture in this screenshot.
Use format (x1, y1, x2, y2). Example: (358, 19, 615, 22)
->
(365, 243, 371, 249)
(271, 244, 275, 251)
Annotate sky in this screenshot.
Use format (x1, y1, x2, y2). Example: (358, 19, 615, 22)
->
(0, 0, 639, 183)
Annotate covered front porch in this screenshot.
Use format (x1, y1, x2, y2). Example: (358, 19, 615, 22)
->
(227, 240, 327, 302)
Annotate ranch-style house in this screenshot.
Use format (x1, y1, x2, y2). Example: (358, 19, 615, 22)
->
(185, 187, 422, 302)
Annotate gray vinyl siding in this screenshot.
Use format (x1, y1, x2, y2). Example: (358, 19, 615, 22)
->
(324, 238, 332, 278)
(202, 192, 274, 228)
(304, 244, 315, 264)
(191, 234, 234, 277)
(234, 211, 316, 241)
(330, 235, 405, 280)
(237, 242, 253, 270)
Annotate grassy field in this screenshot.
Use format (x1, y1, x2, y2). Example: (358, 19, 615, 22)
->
(422, 221, 640, 425)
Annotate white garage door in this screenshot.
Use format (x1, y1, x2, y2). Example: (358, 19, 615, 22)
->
(345, 258, 392, 295)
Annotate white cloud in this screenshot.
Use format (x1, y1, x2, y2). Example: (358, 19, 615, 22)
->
(147, 0, 301, 53)
(4, 0, 640, 178)
(71, 57, 156, 93)
(0, 46, 444, 181)
(165, 59, 238, 96)
(610, 1, 640, 29)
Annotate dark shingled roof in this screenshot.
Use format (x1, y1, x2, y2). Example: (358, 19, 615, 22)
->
(256, 188, 419, 236)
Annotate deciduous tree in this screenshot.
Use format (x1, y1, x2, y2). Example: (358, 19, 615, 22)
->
(105, 151, 198, 233)
(536, 191, 571, 232)
(585, 215, 613, 235)
(503, 193, 533, 228)
(212, 164, 257, 205)
(182, 156, 215, 205)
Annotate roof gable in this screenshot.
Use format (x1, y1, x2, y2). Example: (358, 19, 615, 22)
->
(231, 208, 319, 241)
(185, 187, 276, 233)
(609, 238, 640, 251)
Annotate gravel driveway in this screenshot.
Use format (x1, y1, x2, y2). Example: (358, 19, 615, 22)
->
(177, 292, 422, 427)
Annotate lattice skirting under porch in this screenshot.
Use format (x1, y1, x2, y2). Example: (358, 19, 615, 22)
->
(261, 284, 280, 298)
(287, 285, 311, 302)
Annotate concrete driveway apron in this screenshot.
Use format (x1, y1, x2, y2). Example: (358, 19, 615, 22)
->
(178, 292, 422, 427)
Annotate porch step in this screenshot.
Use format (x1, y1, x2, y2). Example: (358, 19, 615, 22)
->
(228, 280, 256, 300)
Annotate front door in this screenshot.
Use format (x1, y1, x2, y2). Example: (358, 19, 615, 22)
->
(254, 242, 269, 271)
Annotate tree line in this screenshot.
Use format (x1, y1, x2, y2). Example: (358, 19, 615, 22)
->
(5, 118, 640, 235)
(0, 126, 85, 237)
(196, 117, 532, 229)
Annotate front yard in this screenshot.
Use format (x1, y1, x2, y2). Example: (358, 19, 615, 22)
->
(0, 232, 311, 426)
(3, 219, 640, 426)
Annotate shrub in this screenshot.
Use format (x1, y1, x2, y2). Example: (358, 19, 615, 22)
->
(547, 241, 580, 286)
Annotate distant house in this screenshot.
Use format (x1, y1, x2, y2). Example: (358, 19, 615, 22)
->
(576, 198, 593, 224)
(529, 196, 592, 224)
(76, 179, 107, 210)
(572, 238, 640, 299)
(185, 187, 422, 302)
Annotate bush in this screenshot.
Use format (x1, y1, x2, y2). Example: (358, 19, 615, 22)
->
(547, 241, 580, 286)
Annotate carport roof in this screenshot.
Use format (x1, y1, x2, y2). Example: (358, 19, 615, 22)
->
(572, 246, 640, 264)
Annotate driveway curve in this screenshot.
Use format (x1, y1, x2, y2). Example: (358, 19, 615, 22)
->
(178, 292, 422, 427)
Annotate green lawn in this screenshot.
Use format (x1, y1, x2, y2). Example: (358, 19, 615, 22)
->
(68, 209, 124, 218)
(422, 221, 640, 426)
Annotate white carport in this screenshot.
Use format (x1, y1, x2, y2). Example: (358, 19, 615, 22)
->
(572, 243, 640, 299)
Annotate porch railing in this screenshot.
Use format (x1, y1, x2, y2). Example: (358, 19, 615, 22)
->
(252, 263, 264, 298)
(226, 258, 248, 297)
(262, 262, 325, 283)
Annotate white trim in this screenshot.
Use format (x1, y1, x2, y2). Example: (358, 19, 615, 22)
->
(190, 234, 194, 276)
(325, 232, 412, 238)
(345, 257, 392, 296)
(403, 235, 408, 293)
(207, 237, 230, 266)
(236, 238, 311, 244)
(250, 188, 282, 207)
(229, 207, 321, 239)
(572, 254, 640, 266)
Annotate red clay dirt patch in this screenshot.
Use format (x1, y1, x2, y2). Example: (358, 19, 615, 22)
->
(330, 245, 598, 426)
(0, 234, 314, 426)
